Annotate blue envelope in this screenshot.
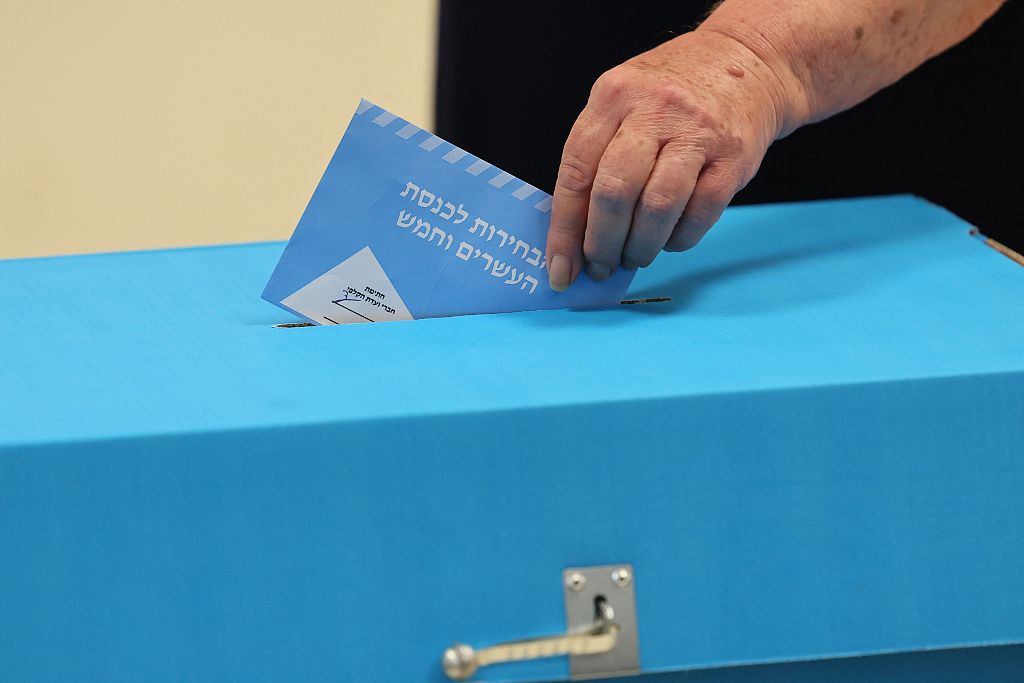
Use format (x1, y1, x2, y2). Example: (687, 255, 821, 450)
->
(262, 99, 634, 324)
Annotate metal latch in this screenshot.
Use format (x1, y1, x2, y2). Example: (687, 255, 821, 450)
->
(441, 564, 640, 680)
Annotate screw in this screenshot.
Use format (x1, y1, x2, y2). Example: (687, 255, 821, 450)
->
(611, 567, 632, 587)
(566, 571, 586, 591)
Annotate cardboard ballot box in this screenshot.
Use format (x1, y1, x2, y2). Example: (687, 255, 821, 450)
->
(1, 195, 1022, 682)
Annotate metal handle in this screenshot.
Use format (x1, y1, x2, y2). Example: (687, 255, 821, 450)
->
(441, 598, 619, 680)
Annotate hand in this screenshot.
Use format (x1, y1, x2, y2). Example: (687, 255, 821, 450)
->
(545, 28, 797, 290)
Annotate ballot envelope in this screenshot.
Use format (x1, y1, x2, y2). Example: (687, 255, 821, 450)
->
(1, 195, 1022, 681)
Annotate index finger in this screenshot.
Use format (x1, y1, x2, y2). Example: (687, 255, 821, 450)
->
(546, 109, 618, 291)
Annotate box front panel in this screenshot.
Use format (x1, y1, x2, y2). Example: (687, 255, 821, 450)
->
(2, 371, 1023, 681)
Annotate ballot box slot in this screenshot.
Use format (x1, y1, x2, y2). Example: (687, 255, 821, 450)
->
(441, 564, 640, 681)
(271, 297, 672, 328)
(271, 321, 316, 328)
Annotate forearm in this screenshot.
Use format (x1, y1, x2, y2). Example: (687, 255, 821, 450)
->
(700, 0, 1006, 135)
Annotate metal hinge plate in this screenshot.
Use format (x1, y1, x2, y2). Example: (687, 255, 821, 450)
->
(563, 564, 640, 679)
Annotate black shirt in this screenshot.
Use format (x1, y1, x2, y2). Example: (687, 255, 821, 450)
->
(436, 1, 1023, 251)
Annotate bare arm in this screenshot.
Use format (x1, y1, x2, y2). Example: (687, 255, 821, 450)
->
(545, 0, 1006, 290)
(704, 0, 1006, 132)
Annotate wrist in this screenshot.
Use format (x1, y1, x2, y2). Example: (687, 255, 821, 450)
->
(696, 15, 814, 137)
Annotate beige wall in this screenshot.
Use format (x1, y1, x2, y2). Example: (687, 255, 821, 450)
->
(0, 1, 437, 259)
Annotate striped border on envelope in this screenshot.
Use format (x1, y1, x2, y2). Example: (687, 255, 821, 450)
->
(356, 98, 553, 214)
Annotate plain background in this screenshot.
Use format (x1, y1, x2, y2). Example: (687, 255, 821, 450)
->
(3, 2, 1020, 259)
(0, 0, 437, 259)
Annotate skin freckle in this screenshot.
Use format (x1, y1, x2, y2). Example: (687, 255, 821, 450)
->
(891, 8, 905, 24)
(854, 26, 865, 40)
(726, 64, 745, 78)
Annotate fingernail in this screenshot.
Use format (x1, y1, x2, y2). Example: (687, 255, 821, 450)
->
(586, 262, 611, 281)
(549, 254, 572, 292)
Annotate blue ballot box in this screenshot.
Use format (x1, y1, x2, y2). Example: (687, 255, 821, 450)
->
(1, 195, 1023, 682)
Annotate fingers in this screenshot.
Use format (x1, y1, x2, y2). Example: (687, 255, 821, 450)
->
(581, 127, 660, 281)
(548, 118, 737, 290)
(620, 145, 703, 269)
(664, 165, 735, 252)
(546, 110, 619, 291)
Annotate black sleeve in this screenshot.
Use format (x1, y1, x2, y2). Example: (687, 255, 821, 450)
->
(436, 0, 1023, 251)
